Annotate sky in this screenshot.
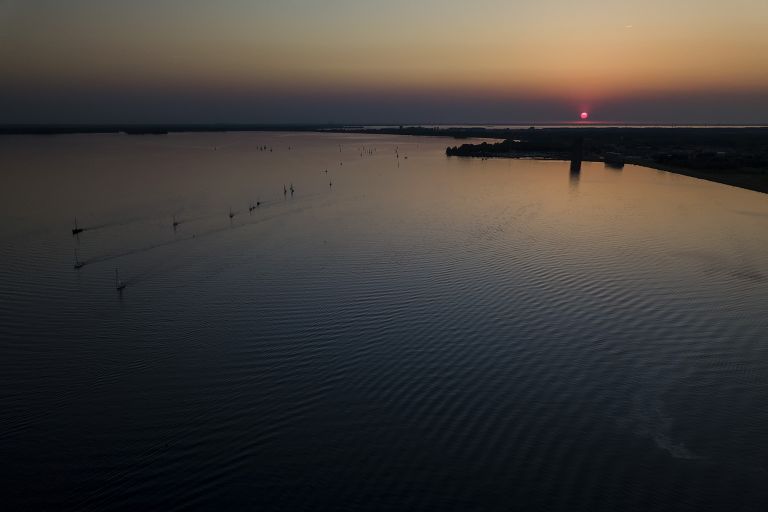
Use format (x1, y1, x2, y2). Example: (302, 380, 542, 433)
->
(1, 0, 767, 124)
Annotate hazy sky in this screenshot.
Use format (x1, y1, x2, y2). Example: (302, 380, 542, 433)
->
(2, 0, 767, 124)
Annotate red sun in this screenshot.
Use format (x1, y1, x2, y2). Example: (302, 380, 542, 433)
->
(580, 112, 589, 120)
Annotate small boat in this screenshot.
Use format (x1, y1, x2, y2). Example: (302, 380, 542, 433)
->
(115, 268, 126, 291)
(74, 249, 84, 269)
(72, 217, 83, 235)
(172, 215, 179, 228)
(229, 208, 235, 219)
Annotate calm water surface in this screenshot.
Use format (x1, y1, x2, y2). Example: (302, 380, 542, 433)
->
(1, 133, 767, 511)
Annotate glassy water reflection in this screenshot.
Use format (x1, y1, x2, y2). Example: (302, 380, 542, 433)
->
(1, 133, 767, 511)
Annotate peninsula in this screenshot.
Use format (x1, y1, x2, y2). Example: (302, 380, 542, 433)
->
(442, 127, 768, 194)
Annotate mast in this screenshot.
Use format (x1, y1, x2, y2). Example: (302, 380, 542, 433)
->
(73, 248, 85, 269)
(115, 268, 125, 290)
(72, 217, 83, 235)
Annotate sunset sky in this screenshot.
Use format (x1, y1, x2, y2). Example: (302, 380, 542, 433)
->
(2, 0, 767, 124)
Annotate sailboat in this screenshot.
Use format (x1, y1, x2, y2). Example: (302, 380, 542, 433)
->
(172, 215, 179, 229)
(115, 268, 126, 291)
(229, 208, 235, 219)
(72, 217, 83, 235)
(73, 249, 84, 269)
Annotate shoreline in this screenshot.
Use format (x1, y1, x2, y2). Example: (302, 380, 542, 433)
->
(441, 127, 768, 196)
(626, 159, 768, 195)
(461, 153, 768, 195)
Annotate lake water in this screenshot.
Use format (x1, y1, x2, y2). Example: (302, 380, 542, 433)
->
(1, 132, 767, 511)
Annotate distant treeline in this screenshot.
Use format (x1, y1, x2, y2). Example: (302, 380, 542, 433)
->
(0, 123, 521, 137)
(3, 123, 767, 142)
(444, 127, 768, 169)
(0, 124, 354, 135)
(443, 127, 768, 194)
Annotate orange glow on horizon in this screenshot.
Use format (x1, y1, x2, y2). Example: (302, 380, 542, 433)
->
(1, 1, 767, 122)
